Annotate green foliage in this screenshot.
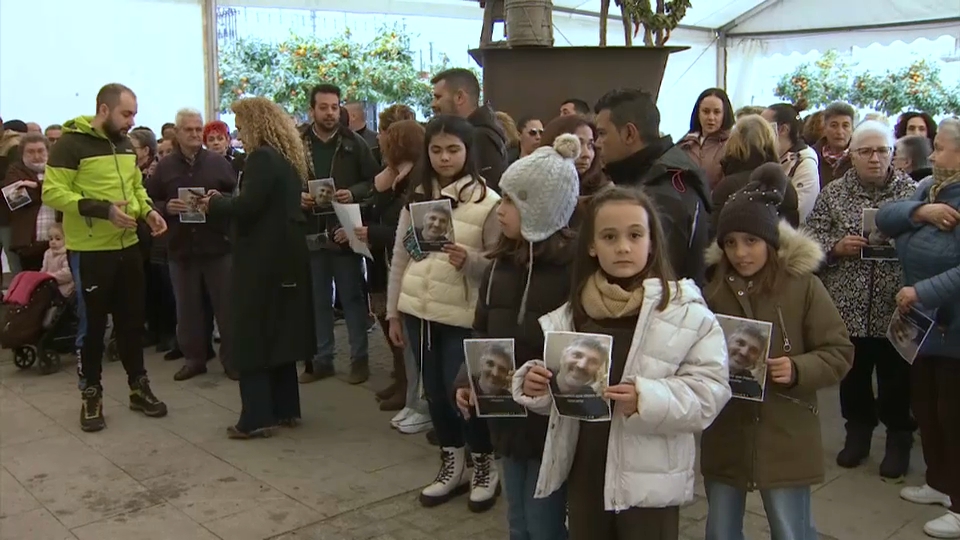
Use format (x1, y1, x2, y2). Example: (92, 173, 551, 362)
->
(622, 0, 692, 46)
(775, 51, 959, 116)
(774, 50, 852, 108)
(218, 24, 480, 117)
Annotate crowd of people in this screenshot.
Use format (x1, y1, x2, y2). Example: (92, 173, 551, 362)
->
(0, 69, 957, 540)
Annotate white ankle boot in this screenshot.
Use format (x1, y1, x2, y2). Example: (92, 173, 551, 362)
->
(419, 447, 469, 507)
(467, 452, 501, 513)
(924, 512, 960, 539)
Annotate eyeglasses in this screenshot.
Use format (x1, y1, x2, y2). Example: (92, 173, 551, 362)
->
(853, 147, 892, 158)
(526, 129, 543, 137)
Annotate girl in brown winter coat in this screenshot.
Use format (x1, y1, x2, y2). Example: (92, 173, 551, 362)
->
(700, 165, 854, 540)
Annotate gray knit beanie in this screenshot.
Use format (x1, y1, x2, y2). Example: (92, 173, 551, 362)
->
(498, 133, 581, 242)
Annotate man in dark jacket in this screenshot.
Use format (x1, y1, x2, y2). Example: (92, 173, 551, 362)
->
(594, 88, 711, 285)
(299, 84, 380, 385)
(430, 68, 507, 191)
(145, 108, 238, 382)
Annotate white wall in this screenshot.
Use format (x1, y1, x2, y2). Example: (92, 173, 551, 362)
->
(0, 0, 206, 132)
(221, 4, 719, 139)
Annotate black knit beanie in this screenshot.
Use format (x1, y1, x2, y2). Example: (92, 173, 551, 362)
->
(716, 162, 788, 249)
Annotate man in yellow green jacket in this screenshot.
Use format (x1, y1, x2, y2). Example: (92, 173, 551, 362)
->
(42, 83, 169, 433)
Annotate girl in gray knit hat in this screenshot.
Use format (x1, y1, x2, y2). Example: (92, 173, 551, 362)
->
(453, 134, 582, 539)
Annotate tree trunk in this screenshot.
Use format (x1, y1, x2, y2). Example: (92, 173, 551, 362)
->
(599, 0, 609, 46)
(655, 0, 665, 46)
(621, 6, 632, 46)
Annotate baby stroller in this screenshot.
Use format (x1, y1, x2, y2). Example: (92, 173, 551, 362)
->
(1, 272, 117, 375)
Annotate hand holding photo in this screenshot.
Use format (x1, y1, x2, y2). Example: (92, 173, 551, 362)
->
(543, 331, 612, 421)
(409, 200, 455, 252)
(861, 208, 896, 260)
(886, 307, 934, 364)
(2, 183, 32, 212)
(331, 202, 374, 260)
(308, 178, 336, 214)
(177, 187, 206, 224)
(463, 338, 526, 418)
(715, 315, 773, 401)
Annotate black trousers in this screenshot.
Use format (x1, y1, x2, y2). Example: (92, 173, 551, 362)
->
(840, 337, 916, 432)
(237, 363, 300, 432)
(77, 246, 147, 388)
(144, 261, 177, 341)
(913, 355, 960, 513)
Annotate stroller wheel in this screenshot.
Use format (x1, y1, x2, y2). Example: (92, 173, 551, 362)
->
(106, 338, 120, 363)
(13, 347, 37, 369)
(38, 348, 61, 375)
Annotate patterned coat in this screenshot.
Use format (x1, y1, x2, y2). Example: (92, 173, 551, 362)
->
(805, 167, 917, 338)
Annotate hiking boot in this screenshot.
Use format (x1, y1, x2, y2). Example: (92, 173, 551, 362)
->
(129, 376, 168, 418)
(419, 447, 469, 507)
(174, 365, 207, 381)
(879, 431, 913, 481)
(80, 386, 106, 432)
(347, 362, 370, 385)
(379, 391, 405, 411)
(468, 452, 501, 513)
(836, 423, 873, 468)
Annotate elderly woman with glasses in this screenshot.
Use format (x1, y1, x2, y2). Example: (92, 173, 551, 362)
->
(877, 117, 960, 539)
(806, 120, 918, 481)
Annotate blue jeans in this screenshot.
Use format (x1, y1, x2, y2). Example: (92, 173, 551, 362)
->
(309, 251, 369, 368)
(705, 481, 818, 540)
(69, 252, 86, 350)
(502, 456, 568, 540)
(403, 313, 492, 452)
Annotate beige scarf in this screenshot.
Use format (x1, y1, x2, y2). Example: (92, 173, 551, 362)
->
(930, 167, 960, 202)
(580, 271, 646, 319)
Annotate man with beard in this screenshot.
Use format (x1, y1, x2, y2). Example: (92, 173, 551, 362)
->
(1, 133, 56, 270)
(471, 344, 524, 416)
(594, 89, 711, 285)
(298, 83, 379, 386)
(430, 69, 507, 192)
(725, 323, 766, 399)
(43, 83, 169, 433)
(549, 336, 610, 419)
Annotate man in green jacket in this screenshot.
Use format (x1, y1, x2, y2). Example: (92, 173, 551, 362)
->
(43, 83, 169, 433)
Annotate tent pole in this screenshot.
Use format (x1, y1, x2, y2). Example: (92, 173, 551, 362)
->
(716, 30, 727, 89)
(203, 0, 220, 121)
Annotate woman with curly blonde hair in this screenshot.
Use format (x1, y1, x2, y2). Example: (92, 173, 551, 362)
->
(202, 96, 315, 439)
(711, 114, 800, 232)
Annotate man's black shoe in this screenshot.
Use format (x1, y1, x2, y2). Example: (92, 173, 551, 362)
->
(129, 376, 168, 417)
(80, 386, 106, 432)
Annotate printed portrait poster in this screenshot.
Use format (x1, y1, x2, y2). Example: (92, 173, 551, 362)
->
(861, 208, 897, 260)
(886, 307, 935, 364)
(177, 187, 206, 224)
(715, 315, 773, 402)
(409, 200, 455, 252)
(308, 178, 336, 215)
(463, 338, 526, 418)
(2, 183, 31, 212)
(543, 331, 612, 422)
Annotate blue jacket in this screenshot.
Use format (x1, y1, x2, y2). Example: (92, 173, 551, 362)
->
(876, 178, 960, 359)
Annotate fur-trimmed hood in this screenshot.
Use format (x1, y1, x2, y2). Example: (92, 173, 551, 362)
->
(705, 221, 824, 277)
(0, 131, 21, 157)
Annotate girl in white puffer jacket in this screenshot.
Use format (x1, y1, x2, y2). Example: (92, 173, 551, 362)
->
(513, 187, 731, 540)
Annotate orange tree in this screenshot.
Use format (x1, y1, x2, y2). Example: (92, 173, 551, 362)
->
(774, 50, 853, 108)
(849, 59, 960, 116)
(218, 24, 460, 116)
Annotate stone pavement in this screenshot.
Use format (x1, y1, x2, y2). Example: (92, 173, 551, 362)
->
(0, 323, 946, 540)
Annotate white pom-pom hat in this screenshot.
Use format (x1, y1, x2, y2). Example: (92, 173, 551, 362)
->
(498, 133, 582, 243)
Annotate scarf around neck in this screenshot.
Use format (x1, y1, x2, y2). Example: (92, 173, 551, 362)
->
(930, 166, 960, 202)
(580, 271, 645, 319)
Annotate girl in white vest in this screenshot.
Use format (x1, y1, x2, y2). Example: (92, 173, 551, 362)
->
(386, 115, 502, 512)
(513, 187, 731, 540)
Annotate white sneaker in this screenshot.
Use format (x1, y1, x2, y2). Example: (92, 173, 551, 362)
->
(398, 411, 433, 434)
(419, 446, 469, 507)
(924, 512, 960, 539)
(467, 452, 501, 512)
(901, 484, 952, 507)
(390, 407, 413, 429)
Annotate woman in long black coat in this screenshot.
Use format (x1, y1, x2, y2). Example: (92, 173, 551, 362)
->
(202, 97, 316, 439)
